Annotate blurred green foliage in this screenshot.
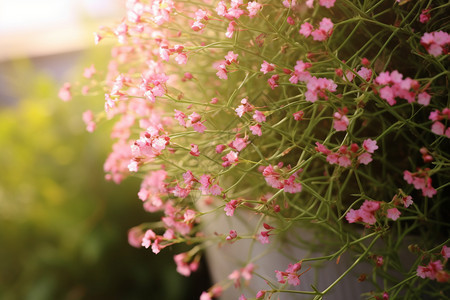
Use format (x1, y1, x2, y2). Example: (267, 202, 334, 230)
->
(0, 57, 209, 299)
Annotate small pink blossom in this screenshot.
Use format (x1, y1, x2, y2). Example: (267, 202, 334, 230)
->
(420, 31, 450, 57)
(82, 110, 96, 133)
(333, 108, 349, 131)
(215, 63, 228, 80)
(58, 82, 72, 101)
(247, 1, 262, 17)
(293, 111, 304, 121)
(225, 51, 239, 64)
(258, 230, 270, 244)
(441, 245, 450, 259)
(417, 91, 431, 106)
(83, 64, 96, 78)
(260, 61, 275, 74)
(250, 124, 262, 136)
(387, 208, 401, 221)
(268, 74, 279, 89)
(363, 139, 378, 153)
(200, 292, 211, 300)
(299, 22, 313, 38)
(419, 9, 431, 24)
(402, 195, 413, 208)
(216, 144, 226, 153)
(226, 230, 237, 241)
(417, 260, 443, 280)
(275, 262, 305, 286)
(319, 0, 335, 8)
(226, 21, 237, 38)
(232, 136, 249, 151)
(224, 199, 239, 216)
(358, 152, 373, 165)
(190, 144, 200, 156)
(287, 16, 295, 26)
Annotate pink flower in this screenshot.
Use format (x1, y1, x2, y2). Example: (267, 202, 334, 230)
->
(441, 245, 450, 259)
(268, 74, 279, 89)
(431, 121, 445, 135)
(283, 175, 302, 193)
(224, 199, 239, 216)
(287, 16, 295, 25)
(82, 110, 96, 132)
(319, 0, 335, 8)
(174, 109, 187, 127)
(247, 1, 262, 17)
(250, 124, 262, 136)
(232, 136, 249, 151)
(175, 52, 187, 64)
(419, 9, 431, 24)
(260, 61, 275, 74)
(417, 91, 431, 106)
(299, 22, 313, 37)
(256, 290, 266, 299)
(58, 82, 72, 101)
(226, 21, 237, 38)
(357, 67, 372, 81)
(216, 144, 226, 153)
(293, 111, 304, 121)
(402, 195, 413, 208)
(83, 64, 96, 78)
(222, 150, 239, 167)
(258, 230, 270, 244)
(417, 260, 443, 280)
(363, 139, 378, 153)
(275, 262, 304, 286)
(333, 109, 349, 131)
(225, 51, 239, 64)
(358, 152, 373, 165)
(215, 63, 228, 79)
(200, 292, 211, 300)
(226, 230, 237, 240)
(141, 229, 156, 248)
(387, 208, 401, 221)
(420, 31, 450, 57)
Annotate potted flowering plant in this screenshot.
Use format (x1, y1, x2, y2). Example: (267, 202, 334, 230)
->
(61, 0, 450, 298)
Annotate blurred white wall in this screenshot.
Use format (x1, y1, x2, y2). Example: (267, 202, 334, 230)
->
(0, 0, 123, 105)
(0, 0, 122, 60)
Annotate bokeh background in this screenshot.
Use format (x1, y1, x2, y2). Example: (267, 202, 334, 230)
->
(0, 1, 210, 299)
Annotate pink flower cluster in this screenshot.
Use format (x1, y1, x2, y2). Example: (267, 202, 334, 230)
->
(333, 107, 349, 131)
(258, 223, 275, 244)
(374, 70, 431, 106)
(174, 110, 207, 133)
(299, 18, 334, 41)
(416, 247, 450, 283)
(128, 126, 170, 172)
(345, 200, 401, 225)
(315, 139, 378, 168)
(429, 108, 450, 138)
(275, 262, 309, 286)
(174, 252, 199, 277)
(419, 9, 431, 24)
(287, 60, 337, 102)
(403, 168, 437, 198)
(216, 0, 262, 38)
(215, 51, 239, 79)
(420, 31, 450, 57)
(228, 263, 254, 288)
(262, 164, 302, 194)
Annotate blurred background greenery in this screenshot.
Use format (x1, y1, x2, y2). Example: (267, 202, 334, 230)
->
(0, 46, 210, 299)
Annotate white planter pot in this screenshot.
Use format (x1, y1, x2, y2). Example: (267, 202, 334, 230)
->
(198, 203, 418, 299)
